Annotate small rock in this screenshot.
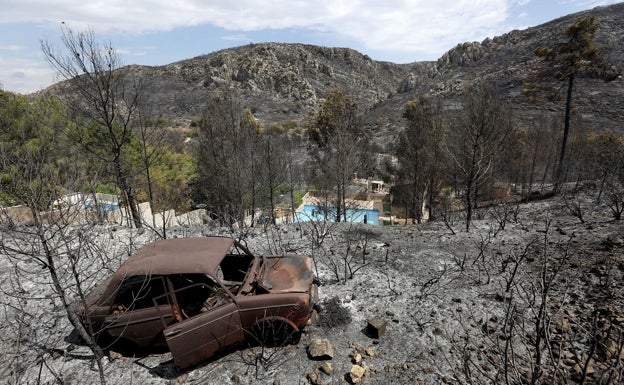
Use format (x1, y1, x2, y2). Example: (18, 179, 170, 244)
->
(350, 352, 362, 364)
(108, 350, 123, 361)
(349, 365, 366, 384)
(367, 317, 387, 338)
(563, 357, 576, 366)
(489, 355, 502, 366)
(551, 315, 570, 333)
(482, 316, 499, 334)
(602, 338, 624, 360)
(571, 362, 595, 381)
(231, 374, 242, 384)
(596, 302, 615, 316)
(319, 362, 333, 375)
(495, 291, 512, 303)
(364, 347, 374, 357)
(306, 371, 320, 385)
(308, 338, 334, 360)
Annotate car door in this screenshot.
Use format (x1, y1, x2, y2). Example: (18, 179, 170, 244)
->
(104, 304, 174, 347)
(161, 283, 245, 369)
(103, 275, 174, 347)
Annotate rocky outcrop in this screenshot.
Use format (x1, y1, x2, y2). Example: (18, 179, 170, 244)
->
(365, 3, 624, 138)
(121, 42, 419, 126)
(44, 3, 624, 143)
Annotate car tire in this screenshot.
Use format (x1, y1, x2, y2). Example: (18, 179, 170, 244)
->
(252, 320, 301, 347)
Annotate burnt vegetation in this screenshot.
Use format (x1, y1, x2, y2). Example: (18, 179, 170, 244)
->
(316, 296, 353, 330)
(1, 5, 624, 385)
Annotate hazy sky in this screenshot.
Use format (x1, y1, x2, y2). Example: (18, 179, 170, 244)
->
(1, 0, 621, 94)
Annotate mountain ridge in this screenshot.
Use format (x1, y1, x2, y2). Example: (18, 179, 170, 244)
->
(45, 4, 624, 139)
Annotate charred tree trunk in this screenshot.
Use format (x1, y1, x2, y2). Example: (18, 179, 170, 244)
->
(113, 157, 141, 228)
(555, 74, 575, 194)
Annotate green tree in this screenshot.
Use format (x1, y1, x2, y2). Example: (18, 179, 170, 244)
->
(308, 88, 371, 222)
(127, 110, 197, 236)
(259, 126, 292, 224)
(396, 96, 444, 224)
(0, 91, 107, 384)
(265, 124, 308, 224)
(534, 16, 616, 192)
(192, 90, 261, 226)
(240, 108, 263, 226)
(42, 26, 144, 227)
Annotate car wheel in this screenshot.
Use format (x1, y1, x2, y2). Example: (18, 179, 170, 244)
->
(252, 320, 301, 347)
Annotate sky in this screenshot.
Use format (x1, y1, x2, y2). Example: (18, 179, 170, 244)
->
(0, 0, 622, 94)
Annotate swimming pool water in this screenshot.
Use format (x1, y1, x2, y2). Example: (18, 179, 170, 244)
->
(295, 205, 379, 225)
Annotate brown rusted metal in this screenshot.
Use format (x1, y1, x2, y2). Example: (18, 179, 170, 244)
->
(261, 255, 315, 293)
(116, 237, 234, 276)
(75, 236, 318, 370)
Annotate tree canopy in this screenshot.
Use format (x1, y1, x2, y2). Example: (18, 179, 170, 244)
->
(534, 16, 616, 192)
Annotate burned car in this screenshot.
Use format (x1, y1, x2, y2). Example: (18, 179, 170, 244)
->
(76, 236, 318, 369)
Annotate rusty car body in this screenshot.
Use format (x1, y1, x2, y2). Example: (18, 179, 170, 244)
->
(76, 236, 318, 369)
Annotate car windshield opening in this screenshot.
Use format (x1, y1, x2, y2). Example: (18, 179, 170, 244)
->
(218, 253, 254, 283)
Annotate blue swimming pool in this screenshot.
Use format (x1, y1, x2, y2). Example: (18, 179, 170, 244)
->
(98, 203, 120, 212)
(85, 200, 120, 212)
(295, 205, 379, 225)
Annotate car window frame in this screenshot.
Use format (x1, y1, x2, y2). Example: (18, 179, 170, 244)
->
(152, 274, 236, 328)
(113, 275, 167, 311)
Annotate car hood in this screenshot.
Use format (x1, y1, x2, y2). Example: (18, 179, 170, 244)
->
(260, 255, 315, 293)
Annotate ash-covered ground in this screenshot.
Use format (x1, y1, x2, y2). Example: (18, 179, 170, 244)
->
(1, 193, 623, 384)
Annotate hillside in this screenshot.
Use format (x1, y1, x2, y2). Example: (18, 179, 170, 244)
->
(370, 2, 624, 135)
(2, 193, 623, 384)
(39, 3, 624, 180)
(6, 5, 624, 383)
(127, 44, 426, 127)
(47, 3, 622, 143)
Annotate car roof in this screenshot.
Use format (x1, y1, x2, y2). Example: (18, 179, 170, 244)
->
(114, 236, 236, 278)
